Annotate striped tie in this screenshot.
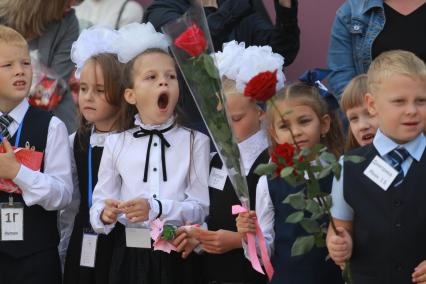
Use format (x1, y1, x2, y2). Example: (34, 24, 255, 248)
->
(388, 147, 410, 187)
(0, 114, 14, 140)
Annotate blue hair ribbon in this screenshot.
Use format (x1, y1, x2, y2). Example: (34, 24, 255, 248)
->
(298, 68, 339, 111)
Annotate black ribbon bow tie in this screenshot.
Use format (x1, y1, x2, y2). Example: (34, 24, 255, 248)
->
(133, 124, 174, 182)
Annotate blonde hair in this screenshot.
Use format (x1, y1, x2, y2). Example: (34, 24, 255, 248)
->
(0, 0, 67, 39)
(0, 25, 28, 48)
(222, 77, 240, 97)
(267, 82, 344, 158)
(367, 50, 426, 93)
(340, 74, 368, 151)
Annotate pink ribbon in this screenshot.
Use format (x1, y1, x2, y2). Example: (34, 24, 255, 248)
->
(232, 205, 274, 281)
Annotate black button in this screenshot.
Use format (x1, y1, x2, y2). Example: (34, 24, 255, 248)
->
(153, 194, 157, 198)
(153, 168, 157, 172)
(395, 223, 401, 228)
(153, 143, 158, 147)
(394, 200, 401, 207)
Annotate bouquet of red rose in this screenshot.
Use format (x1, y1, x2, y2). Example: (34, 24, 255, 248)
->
(161, 2, 250, 208)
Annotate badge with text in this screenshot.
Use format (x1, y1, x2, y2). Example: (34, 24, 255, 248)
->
(208, 167, 227, 191)
(363, 155, 398, 191)
(0, 201, 24, 241)
(125, 227, 151, 248)
(80, 228, 98, 268)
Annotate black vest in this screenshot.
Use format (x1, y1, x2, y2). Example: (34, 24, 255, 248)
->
(202, 149, 269, 283)
(344, 144, 426, 284)
(0, 106, 55, 258)
(63, 130, 116, 284)
(267, 175, 344, 284)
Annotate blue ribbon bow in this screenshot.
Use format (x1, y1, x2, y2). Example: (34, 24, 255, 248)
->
(298, 68, 339, 111)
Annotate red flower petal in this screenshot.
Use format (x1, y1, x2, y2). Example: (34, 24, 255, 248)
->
(174, 24, 207, 57)
(244, 70, 277, 102)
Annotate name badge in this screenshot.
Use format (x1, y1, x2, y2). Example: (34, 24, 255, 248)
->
(125, 227, 151, 248)
(0, 202, 24, 241)
(363, 155, 398, 191)
(80, 230, 98, 268)
(208, 167, 227, 191)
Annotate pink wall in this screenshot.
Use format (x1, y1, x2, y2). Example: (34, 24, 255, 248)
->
(264, 0, 344, 81)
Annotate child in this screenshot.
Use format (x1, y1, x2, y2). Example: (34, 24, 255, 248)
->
(59, 26, 125, 284)
(327, 50, 426, 284)
(187, 41, 284, 284)
(237, 81, 345, 284)
(89, 23, 210, 284)
(0, 25, 72, 284)
(340, 74, 378, 151)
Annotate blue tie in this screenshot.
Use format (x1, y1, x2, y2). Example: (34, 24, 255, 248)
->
(387, 147, 410, 187)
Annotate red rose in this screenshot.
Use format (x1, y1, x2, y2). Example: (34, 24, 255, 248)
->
(174, 24, 207, 57)
(271, 143, 296, 176)
(244, 70, 277, 102)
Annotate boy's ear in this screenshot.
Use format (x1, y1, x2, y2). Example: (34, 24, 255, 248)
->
(124, 88, 137, 105)
(365, 93, 377, 116)
(320, 114, 331, 136)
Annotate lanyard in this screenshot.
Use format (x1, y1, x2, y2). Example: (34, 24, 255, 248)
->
(88, 144, 93, 208)
(14, 121, 23, 147)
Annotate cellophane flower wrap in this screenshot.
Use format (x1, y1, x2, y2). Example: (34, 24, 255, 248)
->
(161, 3, 250, 208)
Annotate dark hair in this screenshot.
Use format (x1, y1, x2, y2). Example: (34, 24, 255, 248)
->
(267, 82, 344, 158)
(118, 48, 183, 131)
(76, 53, 125, 150)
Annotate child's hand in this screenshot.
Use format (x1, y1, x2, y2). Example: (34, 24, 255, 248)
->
(326, 226, 353, 266)
(278, 0, 292, 8)
(119, 198, 150, 223)
(236, 211, 257, 241)
(172, 226, 201, 258)
(0, 139, 20, 179)
(101, 199, 122, 225)
(197, 229, 242, 254)
(412, 260, 426, 283)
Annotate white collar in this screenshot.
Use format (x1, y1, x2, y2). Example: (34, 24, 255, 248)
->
(0, 99, 29, 124)
(90, 126, 114, 147)
(238, 129, 269, 175)
(134, 115, 175, 131)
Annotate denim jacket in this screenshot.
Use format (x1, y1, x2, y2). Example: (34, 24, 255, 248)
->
(327, 0, 385, 98)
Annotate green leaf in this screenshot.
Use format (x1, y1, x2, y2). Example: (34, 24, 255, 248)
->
(318, 165, 332, 179)
(280, 166, 294, 178)
(162, 225, 177, 241)
(291, 235, 315, 256)
(344, 155, 365, 164)
(332, 162, 342, 180)
(300, 219, 321, 233)
(314, 233, 326, 247)
(320, 151, 337, 163)
(311, 144, 326, 154)
(299, 148, 311, 157)
(254, 163, 276, 176)
(305, 199, 321, 215)
(283, 191, 305, 210)
(286, 211, 304, 223)
(202, 54, 220, 79)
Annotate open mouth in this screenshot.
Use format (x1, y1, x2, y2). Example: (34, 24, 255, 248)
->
(361, 133, 374, 141)
(13, 80, 26, 87)
(157, 92, 169, 111)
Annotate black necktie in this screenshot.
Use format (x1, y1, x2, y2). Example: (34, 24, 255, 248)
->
(0, 114, 14, 140)
(133, 124, 174, 182)
(388, 147, 410, 187)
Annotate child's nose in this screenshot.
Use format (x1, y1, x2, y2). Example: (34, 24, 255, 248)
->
(14, 64, 25, 76)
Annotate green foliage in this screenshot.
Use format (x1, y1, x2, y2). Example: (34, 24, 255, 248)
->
(344, 155, 365, 164)
(300, 219, 321, 233)
(254, 163, 276, 176)
(162, 225, 177, 241)
(283, 191, 305, 210)
(280, 167, 294, 178)
(286, 211, 304, 223)
(291, 235, 315, 256)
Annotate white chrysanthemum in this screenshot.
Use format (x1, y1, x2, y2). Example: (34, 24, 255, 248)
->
(71, 26, 119, 79)
(213, 41, 286, 93)
(115, 22, 170, 64)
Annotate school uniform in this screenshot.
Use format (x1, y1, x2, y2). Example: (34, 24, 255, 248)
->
(255, 171, 344, 283)
(89, 115, 210, 284)
(331, 129, 426, 284)
(0, 99, 73, 284)
(60, 128, 116, 284)
(202, 129, 269, 284)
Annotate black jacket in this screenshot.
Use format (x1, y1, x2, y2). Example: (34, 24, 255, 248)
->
(144, 0, 300, 66)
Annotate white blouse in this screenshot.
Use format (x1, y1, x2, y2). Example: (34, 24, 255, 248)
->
(90, 117, 210, 234)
